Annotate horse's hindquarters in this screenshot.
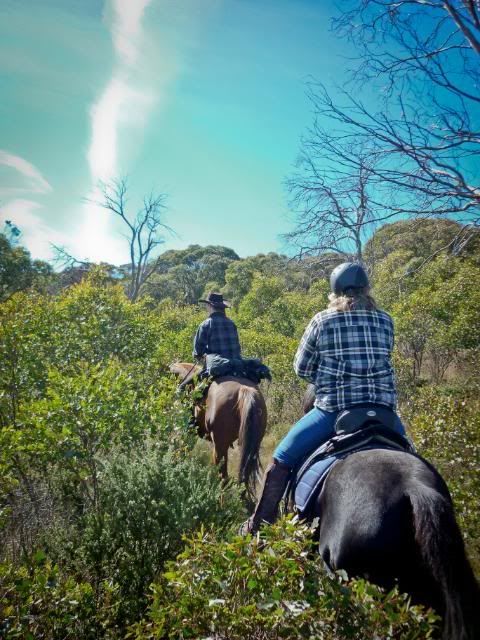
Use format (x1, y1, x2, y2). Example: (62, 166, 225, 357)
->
(316, 448, 480, 639)
(319, 452, 415, 587)
(316, 450, 450, 610)
(204, 378, 266, 493)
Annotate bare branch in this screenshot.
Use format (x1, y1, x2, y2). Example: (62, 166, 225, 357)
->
(51, 245, 90, 270)
(97, 179, 171, 301)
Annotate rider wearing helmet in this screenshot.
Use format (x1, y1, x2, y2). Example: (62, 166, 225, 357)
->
(241, 262, 406, 535)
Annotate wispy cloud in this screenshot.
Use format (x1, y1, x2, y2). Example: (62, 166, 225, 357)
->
(80, 0, 156, 263)
(2, 199, 70, 261)
(87, 0, 154, 185)
(0, 150, 52, 195)
(79, 0, 220, 265)
(111, 0, 152, 67)
(0, 152, 58, 261)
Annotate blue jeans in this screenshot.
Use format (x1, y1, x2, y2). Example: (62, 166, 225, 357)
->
(274, 406, 407, 468)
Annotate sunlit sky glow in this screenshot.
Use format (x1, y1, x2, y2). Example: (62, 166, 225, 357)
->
(0, 0, 349, 264)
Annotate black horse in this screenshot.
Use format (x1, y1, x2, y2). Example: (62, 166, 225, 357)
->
(301, 385, 480, 640)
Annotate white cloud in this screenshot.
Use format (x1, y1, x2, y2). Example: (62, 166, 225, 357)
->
(87, 0, 154, 186)
(88, 76, 125, 184)
(79, 0, 220, 266)
(1, 199, 69, 261)
(80, 0, 156, 263)
(87, 74, 154, 184)
(111, 0, 152, 67)
(0, 154, 58, 262)
(72, 188, 128, 264)
(0, 150, 52, 195)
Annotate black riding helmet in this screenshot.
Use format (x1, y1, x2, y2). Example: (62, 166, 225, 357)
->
(330, 262, 369, 295)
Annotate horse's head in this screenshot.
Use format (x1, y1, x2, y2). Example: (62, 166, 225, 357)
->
(169, 362, 202, 378)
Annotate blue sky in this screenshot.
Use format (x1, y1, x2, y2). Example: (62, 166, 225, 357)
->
(0, 0, 349, 264)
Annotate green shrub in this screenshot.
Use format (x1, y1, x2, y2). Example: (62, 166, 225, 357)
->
(53, 271, 161, 369)
(0, 293, 54, 433)
(0, 554, 120, 639)
(404, 387, 480, 574)
(130, 517, 439, 640)
(64, 439, 245, 626)
(1, 361, 187, 550)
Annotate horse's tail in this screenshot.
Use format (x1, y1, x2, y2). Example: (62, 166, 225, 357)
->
(409, 485, 480, 640)
(237, 386, 265, 498)
(303, 384, 316, 415)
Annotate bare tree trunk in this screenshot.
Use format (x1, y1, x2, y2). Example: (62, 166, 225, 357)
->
(97, 179, 171, 301)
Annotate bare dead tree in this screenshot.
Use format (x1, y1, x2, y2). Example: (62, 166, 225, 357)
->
(285, 129, 404, 263)
(319, 0, 480, 237)
(97, 178, 170, 301)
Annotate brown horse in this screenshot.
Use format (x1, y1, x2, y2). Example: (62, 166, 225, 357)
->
(170, 363, 267, 497)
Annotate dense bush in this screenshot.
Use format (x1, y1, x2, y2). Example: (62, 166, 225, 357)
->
(405, 386, 480, 573)
(390, 259, 480, 382)
(2, 426, 245, 634)
(1, 229, 479, 638)
(75, 439, 245, 625)
(130, 518, 439, 640)
(0, 555, 119, 640)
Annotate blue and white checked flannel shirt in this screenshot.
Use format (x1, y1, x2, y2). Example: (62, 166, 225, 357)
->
(294, 308, 397, 412)
(193, 312, 242, 360)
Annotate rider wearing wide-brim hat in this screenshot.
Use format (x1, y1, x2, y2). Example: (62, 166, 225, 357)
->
(177, 292, 241, 391)
(241, 262, 407, 535)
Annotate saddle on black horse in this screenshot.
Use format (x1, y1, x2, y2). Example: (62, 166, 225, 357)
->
(290, 404, 415, 517)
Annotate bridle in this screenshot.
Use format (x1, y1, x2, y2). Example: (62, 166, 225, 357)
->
(179, 361, 199, 385)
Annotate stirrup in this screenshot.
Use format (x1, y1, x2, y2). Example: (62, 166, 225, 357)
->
(238, 517, 254, 536)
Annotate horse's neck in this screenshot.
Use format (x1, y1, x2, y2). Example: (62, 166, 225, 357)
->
(171, 362, 201, 377)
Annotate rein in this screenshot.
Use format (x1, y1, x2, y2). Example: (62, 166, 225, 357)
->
(179, 362, 198, 385)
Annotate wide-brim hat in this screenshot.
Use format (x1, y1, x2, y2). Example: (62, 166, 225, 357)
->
(198, 292, 231, 308)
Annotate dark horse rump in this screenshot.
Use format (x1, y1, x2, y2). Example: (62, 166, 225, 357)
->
(297, 390, 480, 638)
(311, 449, 480, 640)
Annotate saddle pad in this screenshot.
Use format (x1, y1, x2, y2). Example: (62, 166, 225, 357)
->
(294, 455, 338, 515)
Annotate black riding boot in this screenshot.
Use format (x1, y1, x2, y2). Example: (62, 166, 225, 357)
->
(239, 459, 291, 535)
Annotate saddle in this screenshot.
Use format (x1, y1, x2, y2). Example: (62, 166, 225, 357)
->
(291, 404, 414, 517)
(205, 354, 271, 384)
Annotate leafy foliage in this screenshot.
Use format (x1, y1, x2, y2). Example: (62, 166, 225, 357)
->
(391, 258, 480, 381)
(365, 219, 480, 268)
(406, 387, 480, 573)
(143, 245, 240, 304)
(0, 234, 52, 302)
(131, 518, 439, 640)
(0, 222, 479, 638)
(76, 440, 244, 625)
(0, 555, 120, 640)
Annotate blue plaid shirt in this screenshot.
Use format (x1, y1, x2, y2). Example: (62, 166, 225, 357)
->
(193, 312, 242, 360)
(294, 308, 397, 412)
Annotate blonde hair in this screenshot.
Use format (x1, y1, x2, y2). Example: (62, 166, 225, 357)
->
(328, 288, 378, 312)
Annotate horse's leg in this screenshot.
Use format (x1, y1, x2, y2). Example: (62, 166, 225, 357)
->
(211, 432, 229, 480)
(219, 448, 228, 481)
